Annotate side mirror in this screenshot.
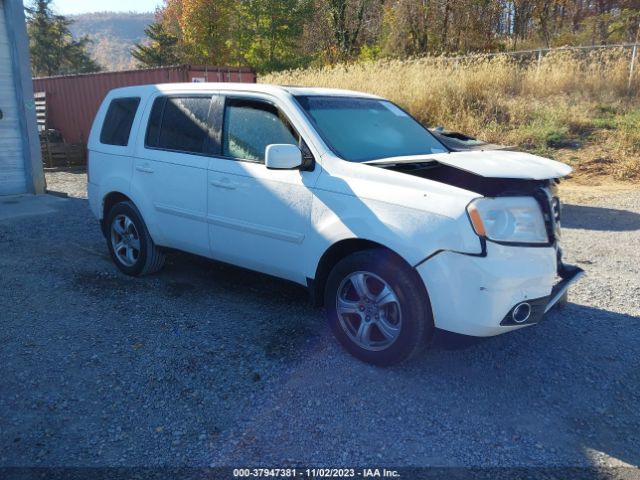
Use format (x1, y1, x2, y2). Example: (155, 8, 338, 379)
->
(265, 144, 303, 170)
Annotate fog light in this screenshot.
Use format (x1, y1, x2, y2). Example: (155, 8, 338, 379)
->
(512, 302, 532, 323)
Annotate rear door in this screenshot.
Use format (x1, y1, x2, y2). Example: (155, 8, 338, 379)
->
(207, 94, 320, 283)
(132, 94, 215, 257)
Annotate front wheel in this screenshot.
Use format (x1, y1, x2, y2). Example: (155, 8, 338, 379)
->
(324, 249, 434, 366)
(105, 201, 165, 276)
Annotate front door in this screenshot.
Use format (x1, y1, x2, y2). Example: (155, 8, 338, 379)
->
(207, 96, 320, 283)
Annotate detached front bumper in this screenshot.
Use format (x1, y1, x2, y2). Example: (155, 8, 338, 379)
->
(544, 264, 585, 312)
(498, 263, 584, 327)
(416, 242, 584, 337)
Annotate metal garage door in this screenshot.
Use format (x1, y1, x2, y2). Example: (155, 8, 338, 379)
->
(0, 0, 27, 195)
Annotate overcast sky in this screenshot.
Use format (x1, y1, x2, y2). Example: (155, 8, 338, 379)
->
(48, 0, 162, 15)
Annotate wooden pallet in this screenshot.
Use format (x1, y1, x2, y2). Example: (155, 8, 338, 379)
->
(35, 91, 86, 167)
(41, 141, 84, 168)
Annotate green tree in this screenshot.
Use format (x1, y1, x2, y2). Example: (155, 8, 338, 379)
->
(235, 0, 314, 72)
(26, 0, 101, 77)
(132, 21, 180, 67)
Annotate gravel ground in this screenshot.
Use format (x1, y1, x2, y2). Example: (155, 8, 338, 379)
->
(0, 169, 638, 469)
(44, 168, 87, 199)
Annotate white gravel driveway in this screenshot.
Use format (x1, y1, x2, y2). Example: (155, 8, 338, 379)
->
(0, 170, 638, 470)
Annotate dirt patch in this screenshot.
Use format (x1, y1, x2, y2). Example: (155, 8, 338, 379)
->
(560, 179, 640, 204)
(554, 139, 640, 183)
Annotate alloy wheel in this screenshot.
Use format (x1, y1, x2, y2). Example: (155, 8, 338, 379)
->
(335, 271, 402, 351)
(110, 214, 141, 267)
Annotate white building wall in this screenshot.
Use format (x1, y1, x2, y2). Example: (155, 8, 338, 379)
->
(0, 0, 44, 195)
(0, 0, 28, 194)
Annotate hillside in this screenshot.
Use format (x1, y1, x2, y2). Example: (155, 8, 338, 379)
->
(68, 12, 155, 71)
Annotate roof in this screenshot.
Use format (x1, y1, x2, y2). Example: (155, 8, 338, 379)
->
(105, 82, 383, 100)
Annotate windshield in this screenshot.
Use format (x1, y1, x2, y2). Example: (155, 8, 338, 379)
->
(295, 95, 447, 162)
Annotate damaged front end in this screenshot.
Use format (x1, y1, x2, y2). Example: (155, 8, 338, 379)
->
(368, 149, 584, 322)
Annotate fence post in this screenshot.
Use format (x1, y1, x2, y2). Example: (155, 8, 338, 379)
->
(537, 49, 543, 73)
(629, 44, 638, 91)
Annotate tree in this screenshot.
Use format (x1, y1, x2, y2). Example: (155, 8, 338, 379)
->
(26, 0, 101, 77)
(380, 0, 429, 57)
(132, 21, 180, 67)
(160, 0, 236, 64)
(323, 0, 378, 60)
(157, 0, 313, 71)
(234, 0, 314, 72)
(150, 0, 640, 72)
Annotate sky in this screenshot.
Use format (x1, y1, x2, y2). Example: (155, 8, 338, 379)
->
(48, 0, 162, 15)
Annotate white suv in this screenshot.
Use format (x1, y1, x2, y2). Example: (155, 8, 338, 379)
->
(88, 83, 583, 365)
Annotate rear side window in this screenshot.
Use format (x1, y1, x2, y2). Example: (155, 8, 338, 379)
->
(145, 96, 214, 155)
(100, 97, 140, 146)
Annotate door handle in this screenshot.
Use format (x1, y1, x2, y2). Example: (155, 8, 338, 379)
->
(135, 164, 154, 174)
(210, 178, 236, 190)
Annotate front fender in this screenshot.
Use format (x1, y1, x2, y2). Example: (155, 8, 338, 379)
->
(304, 191, 482, 280)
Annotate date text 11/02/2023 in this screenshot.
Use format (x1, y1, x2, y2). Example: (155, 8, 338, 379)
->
(232, 468, 401, 478)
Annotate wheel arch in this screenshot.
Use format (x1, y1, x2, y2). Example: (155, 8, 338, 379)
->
(309, 238, 428, 308)
(101, 191, 134, 236)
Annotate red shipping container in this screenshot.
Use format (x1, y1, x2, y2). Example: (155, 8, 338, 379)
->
(33, 65, 256, 149)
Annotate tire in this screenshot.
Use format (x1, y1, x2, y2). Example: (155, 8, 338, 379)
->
(105, 201, 165, 276)
(324, 248, 434, 366)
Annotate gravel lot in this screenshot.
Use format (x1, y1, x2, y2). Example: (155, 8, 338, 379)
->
(1, 169, 639, 469)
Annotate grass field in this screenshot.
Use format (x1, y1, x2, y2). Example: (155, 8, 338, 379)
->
(262, 48, 640, 181)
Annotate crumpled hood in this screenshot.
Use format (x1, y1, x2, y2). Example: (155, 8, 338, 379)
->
(367, 150, 572, 180)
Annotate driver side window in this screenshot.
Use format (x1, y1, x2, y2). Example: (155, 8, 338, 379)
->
(222, 98, 305, 163)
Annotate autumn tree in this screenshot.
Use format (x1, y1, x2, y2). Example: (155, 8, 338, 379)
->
(160, 0, 236, 64)
(380, 0, 429, 57)
(146, 0, 640, 72)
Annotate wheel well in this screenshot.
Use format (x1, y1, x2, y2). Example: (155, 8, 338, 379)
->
(310, 239, 413, 307)
(101, 192, 132, 235)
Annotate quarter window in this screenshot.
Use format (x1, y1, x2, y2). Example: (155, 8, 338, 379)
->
(100, 97, 140, 146)
(222, 99, 299, 162)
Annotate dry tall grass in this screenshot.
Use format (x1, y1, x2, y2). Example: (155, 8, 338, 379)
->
(262, 48, 640, 180)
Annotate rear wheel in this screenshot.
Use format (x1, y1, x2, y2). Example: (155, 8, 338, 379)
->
(324, 249, 433, 366)
(105, 201, 165, 276)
